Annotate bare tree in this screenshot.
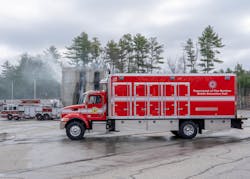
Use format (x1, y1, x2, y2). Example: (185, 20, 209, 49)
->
(166, 57, 183, 74)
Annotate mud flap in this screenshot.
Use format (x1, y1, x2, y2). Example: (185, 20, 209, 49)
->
(107, 120, 115, 131)
(231, 119, 243, 129)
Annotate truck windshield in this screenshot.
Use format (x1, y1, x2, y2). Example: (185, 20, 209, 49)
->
(78, 94, 87, 104)
(100, 83, 107, 91)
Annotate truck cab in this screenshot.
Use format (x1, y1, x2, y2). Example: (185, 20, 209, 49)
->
(60, 90, 107, 140)
(1, 104, 20, 120)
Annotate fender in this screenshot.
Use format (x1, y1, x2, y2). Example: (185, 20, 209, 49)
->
(61, 113, 90, 129)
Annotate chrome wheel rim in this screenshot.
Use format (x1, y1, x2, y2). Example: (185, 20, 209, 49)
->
(183, 124, 195, 136)
(70, 125, 81, 137)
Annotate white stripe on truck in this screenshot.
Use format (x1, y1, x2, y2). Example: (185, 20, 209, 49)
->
(112, 96, 235, 102)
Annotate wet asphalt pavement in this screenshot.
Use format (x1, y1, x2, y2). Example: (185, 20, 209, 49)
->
(0, 111, 250, 179)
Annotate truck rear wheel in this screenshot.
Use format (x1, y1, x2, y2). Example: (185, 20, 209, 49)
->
(43, 114, 51, 120)
(36, 113, 43, 120)
(66, 121, 85, 140)
(179, 121, 197, 139)
(14, 116, 20, 120)
(7, 114, 13, 120)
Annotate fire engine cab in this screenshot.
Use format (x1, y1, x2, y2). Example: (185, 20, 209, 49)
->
(60, 74, 245, 140)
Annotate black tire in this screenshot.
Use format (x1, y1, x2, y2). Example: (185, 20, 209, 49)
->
(179, 121, 197, 139)
(14, 116, 20, 120)
(7, 114, 13, 120)
(171, 131, 180, 137)
(43, 113, 51, 120)
(36, 113, 43, 120)
(66, 121, 85, 140)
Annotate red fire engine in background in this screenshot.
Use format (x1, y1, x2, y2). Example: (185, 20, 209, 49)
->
(60, 74, 245, 140)
(1, 99, 61, 120)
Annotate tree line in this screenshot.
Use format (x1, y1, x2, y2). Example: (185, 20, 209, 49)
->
(65, 26, 226, 74)
(65, 32, 164, 73)
(1, 25, 250, 101)
(167, 25, 225, 74)
(0, 47, 61, 99)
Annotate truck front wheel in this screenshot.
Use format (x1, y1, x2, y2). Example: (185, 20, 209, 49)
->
(7, 114, 13, 120)
(179, 121, 197, 139)
(66, 121, 85, 140)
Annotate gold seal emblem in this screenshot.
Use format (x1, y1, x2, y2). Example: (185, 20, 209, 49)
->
(92, 107, 98, 113)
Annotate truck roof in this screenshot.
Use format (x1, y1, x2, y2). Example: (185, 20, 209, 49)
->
(84, 90, 106, 95)
(110, 73, 236, 77)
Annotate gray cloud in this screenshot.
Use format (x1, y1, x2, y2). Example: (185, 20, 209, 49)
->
(0, 0, 250, 70)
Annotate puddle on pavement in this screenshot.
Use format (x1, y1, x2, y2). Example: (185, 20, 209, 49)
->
(61, 134, 245, 156)
(0, 132, 15, 142)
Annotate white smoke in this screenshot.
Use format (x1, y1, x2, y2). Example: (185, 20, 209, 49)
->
(35, 53, 62, 83)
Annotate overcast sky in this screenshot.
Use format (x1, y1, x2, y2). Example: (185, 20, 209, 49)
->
(0, 0, 250, 70)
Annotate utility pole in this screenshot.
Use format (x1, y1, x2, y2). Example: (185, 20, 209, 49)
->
(34, 79, 36, 99)
(11, 81, 14, 101)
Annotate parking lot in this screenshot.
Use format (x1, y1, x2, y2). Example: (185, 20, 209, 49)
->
(0, 112, 250, 179)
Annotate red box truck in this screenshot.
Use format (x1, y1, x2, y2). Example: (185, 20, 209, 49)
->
(60, 74, 244, 140)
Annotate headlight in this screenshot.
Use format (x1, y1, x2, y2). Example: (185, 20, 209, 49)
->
(61, 117, 69, 122)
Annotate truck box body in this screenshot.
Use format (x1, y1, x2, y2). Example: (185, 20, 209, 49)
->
(108, 74, 236, 119)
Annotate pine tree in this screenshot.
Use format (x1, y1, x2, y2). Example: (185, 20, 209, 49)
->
(119, 34, 134, 73)
(133, 34, 149, 73)
(104, 40, 120, 72)
(1, 60, 15, 79)
(90, 37, 102, 63)
(147, 37, 164, 73)
(198, 25, 224, 73)
(234, 63, 245, 75)
(65, 32, 91, 66)
(234, 63, 250, 108)
(225, 68, 233, 73)
(44, 46, 61, 61)
(184, 38, 197, 73)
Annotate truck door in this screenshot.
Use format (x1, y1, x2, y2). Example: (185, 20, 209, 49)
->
(149, 83, 161, 116)
(87, 95, 105, 120)
(29, 107, 36, 117)
(24, 107, 30, 117)
(112, 83, 131, 117)
(177, 83, 190, 116)
(163, 83, 176, 116)
(134, 83, 147, 117)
